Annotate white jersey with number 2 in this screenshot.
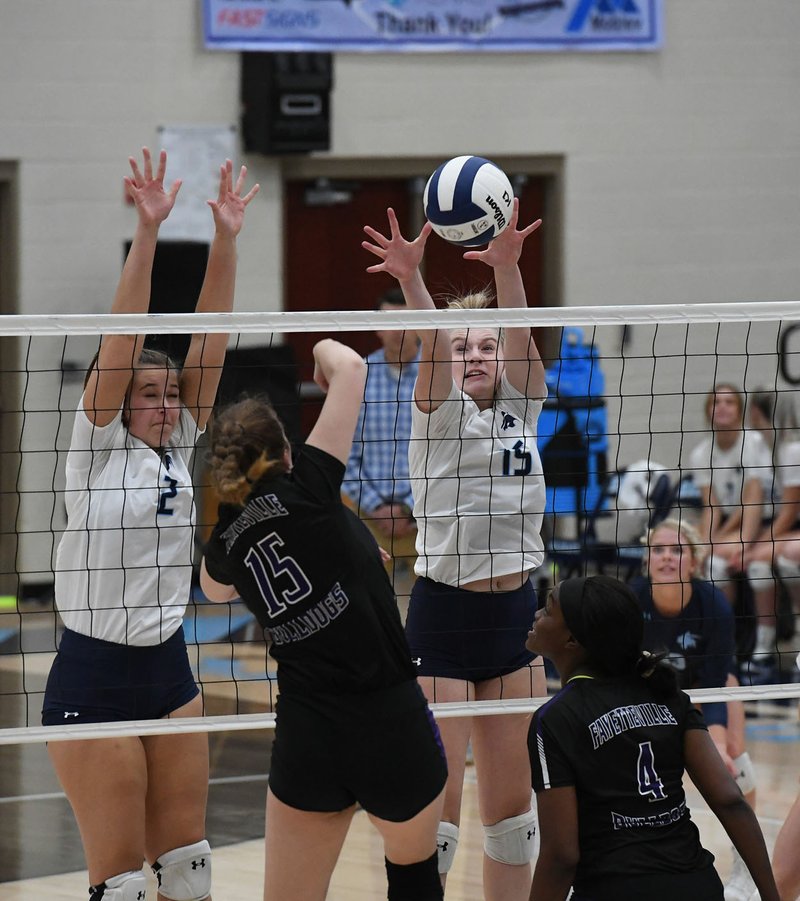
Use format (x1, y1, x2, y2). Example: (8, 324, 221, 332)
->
(55, 400, 201, 646)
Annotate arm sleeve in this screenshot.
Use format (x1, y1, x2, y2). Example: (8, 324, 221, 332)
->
(683, 694, 709, 733)
(496, 373, 546, 428)
(778, 441, 800, 488)
(293, 444, 347, 504)
(72, 397, 124, 451)
(741, 432, 774, 498)
(411, 380, 465, 440)
(203, 507, 239, 585)
(627, 575, 650, 605)
(64, 400, 126, 485)
(529, 704, 578, 792)
(689, 441, 711, 489)
(696, 582, 736, 727)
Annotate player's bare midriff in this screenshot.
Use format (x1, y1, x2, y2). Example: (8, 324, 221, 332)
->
(461, 570, 532, 593)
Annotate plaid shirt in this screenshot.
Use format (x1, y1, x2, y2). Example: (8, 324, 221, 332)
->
(343, 348, 419, 514)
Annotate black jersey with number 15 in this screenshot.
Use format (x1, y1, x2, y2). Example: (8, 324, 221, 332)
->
(204, 445, 415, 697)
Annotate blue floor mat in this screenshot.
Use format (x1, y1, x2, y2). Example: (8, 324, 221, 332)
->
(183, 613, 254, 645)
(198, 657, 271, 682)
(0, 628, 18, 647)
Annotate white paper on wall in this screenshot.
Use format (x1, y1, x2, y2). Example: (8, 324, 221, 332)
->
(156, 124, 238, 243)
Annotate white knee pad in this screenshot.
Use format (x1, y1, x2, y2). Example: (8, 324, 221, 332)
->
(483, 808, 538, 866)
(89, 869, 148, 900)
(746, 560, 773, 589)
(707, 554, 730, 583)
(436, 822, 459, 875)
(152, 840, 211, 901)
(733, 752, 756, 796)
(776, 555, 800, 581)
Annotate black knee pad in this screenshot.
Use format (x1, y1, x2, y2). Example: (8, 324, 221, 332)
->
(385, 851, 443, 901)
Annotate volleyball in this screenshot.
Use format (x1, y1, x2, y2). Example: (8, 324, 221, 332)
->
(423, 155, 514, 247)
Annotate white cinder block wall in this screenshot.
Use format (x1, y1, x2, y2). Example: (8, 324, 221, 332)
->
(2, 0, 799, 582)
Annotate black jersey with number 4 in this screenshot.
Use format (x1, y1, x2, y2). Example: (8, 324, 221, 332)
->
(529, 677, 713, 891)
(204, 444, 415, 697)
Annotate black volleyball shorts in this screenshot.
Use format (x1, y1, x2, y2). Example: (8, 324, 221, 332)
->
(269, 679, 447, 821)
(42, 627, 199, 726)
(405, 576, 537, 682)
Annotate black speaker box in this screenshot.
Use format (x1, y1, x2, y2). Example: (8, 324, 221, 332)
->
(241, 52, 333, 155)
(217, 344, 302, 447)
(124, 240, 209, 364)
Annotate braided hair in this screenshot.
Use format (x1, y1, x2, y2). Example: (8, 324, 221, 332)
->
(208, 397, 289, 506)
(558, 575, 678, 699)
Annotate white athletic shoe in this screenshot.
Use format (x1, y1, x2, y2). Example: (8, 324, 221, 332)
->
(724, 848, 756, 901)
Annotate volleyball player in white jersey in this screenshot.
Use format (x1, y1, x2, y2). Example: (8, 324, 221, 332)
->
(741, 389, 800, 683)
(363, 201, 547, 901)
(42, 148, 258, 901)
(689, 384, 772, 606)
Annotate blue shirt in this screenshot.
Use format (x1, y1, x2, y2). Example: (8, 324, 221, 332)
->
(629, 576, 735, 727)
(343, 348, 419, 514)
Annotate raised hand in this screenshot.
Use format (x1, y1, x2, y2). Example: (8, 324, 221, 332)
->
(462, 198, 542, 268)
(362, 207, 432, 282)
(124, 147, 181, 227)
(208, 159, 260, 238)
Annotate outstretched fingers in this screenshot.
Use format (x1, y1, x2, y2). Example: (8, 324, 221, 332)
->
(232, 163, 259, 205)
(362, 225, 389, 274)
(363, 224, 390, 249)
(216, 163, 228, 205)
(234, 163, 247, 195)
(206, 160, 259, 235)
(128, 155, 144, 188)
(417, 220, 434, 242)
(386, 206, 402, 238)
(361, 207, 432, 276)
(241, 182, 260, 205)
(127, 147, 170, 191)
(507, 198, 542, 238)
(124, 147, 179, 222)
(520, 217, 543, 239)
(214, 160, 259, 207)
(143, 147, 154, 183)
(153, 148, 167, 185)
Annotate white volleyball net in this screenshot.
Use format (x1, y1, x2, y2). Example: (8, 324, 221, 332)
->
(2, 301, 800, 746)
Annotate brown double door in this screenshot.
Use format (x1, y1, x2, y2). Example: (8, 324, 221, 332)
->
(284, 175, 546, 435)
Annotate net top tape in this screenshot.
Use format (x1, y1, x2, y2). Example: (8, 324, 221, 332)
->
(3, 684, 799, 746)
(2, 300, 800, 336)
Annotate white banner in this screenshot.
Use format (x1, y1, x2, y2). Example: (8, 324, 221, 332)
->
(156, 125, 238, 243)
(203, 0, 662, 53)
